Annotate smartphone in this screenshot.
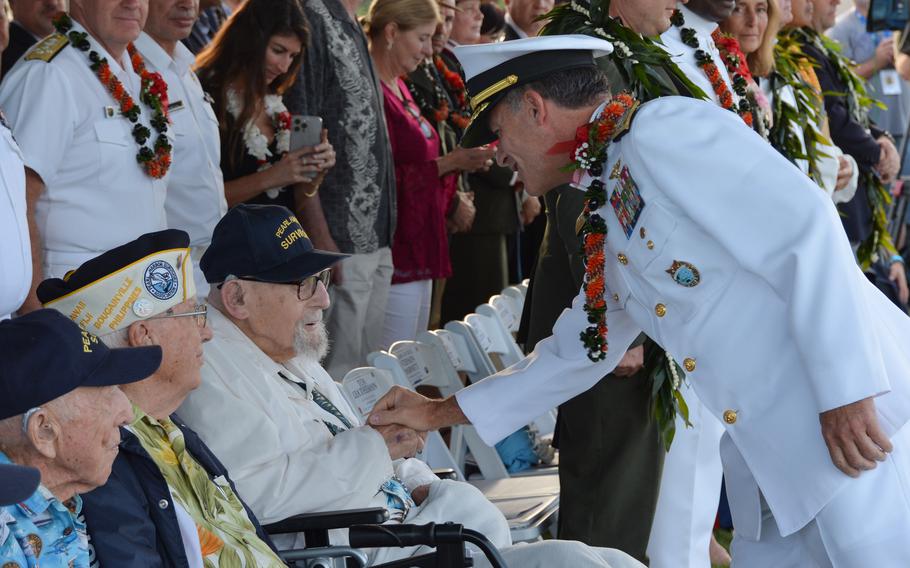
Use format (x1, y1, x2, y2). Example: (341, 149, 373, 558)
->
(290, 115, 323, 151)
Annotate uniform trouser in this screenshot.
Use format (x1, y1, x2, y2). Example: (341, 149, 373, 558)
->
(440, 233, 508, 324)
(322, 248, 393, 379)
(731, 423, 910, 568)
(647, 384, 726, 568)
(555, 370, 664, 563)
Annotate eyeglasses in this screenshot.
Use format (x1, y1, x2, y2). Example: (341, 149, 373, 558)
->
(146, 304, 208, 328)
(219, 269, 332, 301)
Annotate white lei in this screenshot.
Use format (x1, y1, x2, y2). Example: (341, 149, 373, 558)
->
(226, 90, 290, 199)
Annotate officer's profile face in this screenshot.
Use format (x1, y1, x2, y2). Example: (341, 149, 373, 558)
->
(8, 0, 66, 38)
(685, 0, 736, 23)
(610, 0, 681, 36)
(145, 0, 199, 45)
(70, 0, 149, 50)
(488, 92, 568, 197)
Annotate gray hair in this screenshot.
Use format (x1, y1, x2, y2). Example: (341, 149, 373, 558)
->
(503, 66, 610, 113)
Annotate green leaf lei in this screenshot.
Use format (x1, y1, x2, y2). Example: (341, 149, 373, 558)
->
(794, 26, 896, 268)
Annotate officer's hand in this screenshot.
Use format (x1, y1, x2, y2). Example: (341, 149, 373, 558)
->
(369, 386, 468, 432)
(820, 397, 892, 478)
(835, 156, 853, 191)
(373, 423, 425, 460)
(613, 345, 645, 377)
(889, 260, 909, 305)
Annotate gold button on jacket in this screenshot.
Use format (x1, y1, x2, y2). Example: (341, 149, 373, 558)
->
(617, 253, 628, 265)
(683, 357, 696, 372)
(655, 303, 667, 317)
(723, 410, 738, 424)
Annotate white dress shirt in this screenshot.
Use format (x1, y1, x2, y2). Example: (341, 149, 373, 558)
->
(0, 20, 169, 279)
(455, 96, 910, 538)
(0, 120, 28, 319)
(133, 33, 227, 295)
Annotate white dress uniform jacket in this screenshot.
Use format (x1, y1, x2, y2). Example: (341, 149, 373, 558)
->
(0, 21, 169, 279)
(456, 96, 910, 539)
(133, 33, 227, 295)
(0, 121, 28, 320)
(179, 307, 512, 564)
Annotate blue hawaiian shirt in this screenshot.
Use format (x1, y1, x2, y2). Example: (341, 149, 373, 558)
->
(0, 453, 89, 568)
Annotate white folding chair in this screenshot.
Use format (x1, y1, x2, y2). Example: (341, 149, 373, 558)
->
(501, 286, 526, 317)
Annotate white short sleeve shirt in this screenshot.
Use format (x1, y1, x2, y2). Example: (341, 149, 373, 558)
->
(0, 121, 28, 319)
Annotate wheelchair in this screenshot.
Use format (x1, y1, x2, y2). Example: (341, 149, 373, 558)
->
(264, 507, 508, 568)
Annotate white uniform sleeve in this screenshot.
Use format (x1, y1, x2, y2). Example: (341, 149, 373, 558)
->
(180, 356, 395, 524)
(0, 62, 77, 185)
(456, 290, 642, 445)
(626, 97, 891, 414)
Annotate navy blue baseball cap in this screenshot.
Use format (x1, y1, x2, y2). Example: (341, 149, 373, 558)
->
(201, 204, 349, 284)
(0, 463, 40, 505)
(0, 310, 163, 421)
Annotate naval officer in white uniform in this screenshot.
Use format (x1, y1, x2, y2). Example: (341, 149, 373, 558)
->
(369, 35, 910, 567)
(0, 0, 170, 312)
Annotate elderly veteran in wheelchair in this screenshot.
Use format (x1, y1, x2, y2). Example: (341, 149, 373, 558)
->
(37, 230, 286, 567)
(176, 203, 643, 568)
(0, 309, 160, 567)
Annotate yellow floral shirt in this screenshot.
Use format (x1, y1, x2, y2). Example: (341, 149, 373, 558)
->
(130, 407, 284, 568)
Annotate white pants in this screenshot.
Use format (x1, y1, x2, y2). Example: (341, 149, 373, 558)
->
(323, 248, 394, 379)
(731, 424, 910, 568)
(647, 384, 726, 568)
(382, 279, 432, 349)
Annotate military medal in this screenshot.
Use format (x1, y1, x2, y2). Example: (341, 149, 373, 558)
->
(666, 260, 701, 287)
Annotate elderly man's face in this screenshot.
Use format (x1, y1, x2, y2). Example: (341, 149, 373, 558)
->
(241, 278, 331, 362)
(143, 299, 212, 403)
(49, 386, 133, 496)
(9, 0, 65, 38)
(450, 0, 482, 44)
(686, 0, 736, 22)
(145, 0, 199, 45)
(488, 94, 568, 197)
(433, 5, 456, 54)
(71, 0, 148, 49)
(610, 0, 681, 36)
(505, 0, 553, 37)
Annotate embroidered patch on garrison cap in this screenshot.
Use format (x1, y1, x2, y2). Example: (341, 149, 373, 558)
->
(666, 260, 701, 287)
(143, 260, 179, 300)
(609, 164, 644, 239)
(24, 33, 69, 63)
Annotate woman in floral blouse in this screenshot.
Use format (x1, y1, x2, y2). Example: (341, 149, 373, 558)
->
(195, 0, 336, 210)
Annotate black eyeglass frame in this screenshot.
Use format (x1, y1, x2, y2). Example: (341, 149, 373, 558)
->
(217, 268, 333, 301)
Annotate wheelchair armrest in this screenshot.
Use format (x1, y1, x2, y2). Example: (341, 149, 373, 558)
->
(432, 468, 458, 480)
(264, 507, 389, 535)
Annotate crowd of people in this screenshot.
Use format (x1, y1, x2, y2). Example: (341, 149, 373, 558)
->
(2, 0, 910, 566)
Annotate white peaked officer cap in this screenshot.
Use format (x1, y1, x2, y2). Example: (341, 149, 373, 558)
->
(453, 34, 613, 147)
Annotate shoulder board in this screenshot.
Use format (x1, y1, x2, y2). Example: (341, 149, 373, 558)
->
(611, 101, 641, 144)
(24, 33, 69, 63)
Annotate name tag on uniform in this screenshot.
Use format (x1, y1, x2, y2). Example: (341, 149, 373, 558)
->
(168, 100, 185, 113)
(609, 161, 645, 239)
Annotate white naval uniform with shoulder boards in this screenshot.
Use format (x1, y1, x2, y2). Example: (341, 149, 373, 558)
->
(456, 96, 910, 566)
(0, 117, 28, 320)
(0, 21, 169, 279)
(133, 33, 226, 296)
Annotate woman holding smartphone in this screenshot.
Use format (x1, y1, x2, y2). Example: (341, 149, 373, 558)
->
(195, 0, 335, 209)
(367, 0, 495, 346)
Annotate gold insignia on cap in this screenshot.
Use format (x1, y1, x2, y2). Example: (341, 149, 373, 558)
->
(25, 533, 42, 557)
(470, 74, 518, 109)
(24, 33, 69, 63)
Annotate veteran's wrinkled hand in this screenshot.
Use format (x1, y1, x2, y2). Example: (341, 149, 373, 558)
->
(820, 397, 892, 478)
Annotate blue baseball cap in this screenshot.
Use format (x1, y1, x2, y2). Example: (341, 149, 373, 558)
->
(201, 204, 349, 284)
(0, 463, 40, 506)
(0, 310, 162, 421)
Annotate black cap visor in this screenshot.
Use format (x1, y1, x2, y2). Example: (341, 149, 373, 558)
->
(0, 463, 40, 506)
(82, 345, 163, 389)
(240, 249, 349, 284)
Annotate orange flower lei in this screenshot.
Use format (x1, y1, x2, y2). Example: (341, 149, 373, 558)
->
(569, 92, 638, 361)
(671, 10, 753, 128)
(53, 12, 172, 179)
(434, 56, 471, 130)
